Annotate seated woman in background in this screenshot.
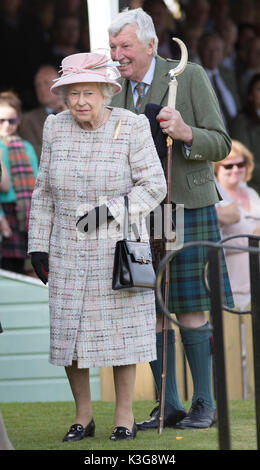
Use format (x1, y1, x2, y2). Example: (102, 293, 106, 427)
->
(230, 73, 260, 195)
(214, 140, 260, 310)
(0, 91, 38, 274)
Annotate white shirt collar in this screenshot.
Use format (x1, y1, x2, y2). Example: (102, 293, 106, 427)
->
(130, 57, 156, 93)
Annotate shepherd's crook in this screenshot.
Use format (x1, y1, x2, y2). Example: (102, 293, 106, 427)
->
(158, 38, 188, 435)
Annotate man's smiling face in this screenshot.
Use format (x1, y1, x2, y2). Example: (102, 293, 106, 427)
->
(109, 24, 155, 82)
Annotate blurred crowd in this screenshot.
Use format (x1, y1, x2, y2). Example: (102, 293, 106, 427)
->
(0, 0, 260, 280)
(0, 0, 89, 110)
(140, 0, 260, 192)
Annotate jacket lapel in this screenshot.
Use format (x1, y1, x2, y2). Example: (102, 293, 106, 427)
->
(143, 56, 186, 111)
(111, 78, 132, 108)
(148, 57, 170, 106)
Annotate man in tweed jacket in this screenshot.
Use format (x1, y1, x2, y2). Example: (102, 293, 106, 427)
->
(109, 8, 233, 430)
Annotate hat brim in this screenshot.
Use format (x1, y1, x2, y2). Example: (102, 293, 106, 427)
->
(51, 73, 122, 96)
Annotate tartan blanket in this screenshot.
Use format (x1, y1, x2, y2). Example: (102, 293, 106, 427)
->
(1, 135, 35, 231)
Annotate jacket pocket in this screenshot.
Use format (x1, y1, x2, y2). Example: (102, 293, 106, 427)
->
(186, 168, 214, 190)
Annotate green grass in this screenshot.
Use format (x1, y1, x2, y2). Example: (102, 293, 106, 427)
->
(0, 400, 257, 451)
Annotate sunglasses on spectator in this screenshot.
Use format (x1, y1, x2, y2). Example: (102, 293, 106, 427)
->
(221, 162, 246, 170)
(0, 118, 20, 125)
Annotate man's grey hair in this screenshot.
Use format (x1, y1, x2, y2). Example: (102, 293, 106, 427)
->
(108, 8, 158, 56)
(56, 82, 115, 105)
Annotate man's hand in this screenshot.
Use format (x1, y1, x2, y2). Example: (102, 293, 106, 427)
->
(157, 106, 193, 145)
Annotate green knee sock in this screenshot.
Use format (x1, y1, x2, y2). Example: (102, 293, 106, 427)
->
(180, 322, 214, 410)
(150, 330, 184, 411)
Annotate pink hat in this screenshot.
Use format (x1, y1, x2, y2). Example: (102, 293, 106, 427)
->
(51, 52, 122, 96)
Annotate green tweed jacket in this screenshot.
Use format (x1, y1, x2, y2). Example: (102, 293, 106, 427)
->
(111, 56, 232, 209)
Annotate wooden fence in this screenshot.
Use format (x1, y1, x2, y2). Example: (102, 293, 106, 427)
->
(100, 311, 255, 402)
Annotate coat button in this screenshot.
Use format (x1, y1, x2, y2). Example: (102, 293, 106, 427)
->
(80, 270, 85, 276)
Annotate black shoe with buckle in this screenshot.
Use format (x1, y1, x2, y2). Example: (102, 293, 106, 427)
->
(62, 418, 95, 442)
(110, 421, 137, 441)
(136, 402, 187, 430)
(175, 398, 216, 429)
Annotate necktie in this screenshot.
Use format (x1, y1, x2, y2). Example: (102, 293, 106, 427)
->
(135, 82, 146, 111)
(211, 73, 231, 128)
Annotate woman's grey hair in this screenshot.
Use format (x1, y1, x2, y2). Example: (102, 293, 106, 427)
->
(108, 8, 158, 56)
(100, 83, 115, 105)
(57, 82, 115, 106)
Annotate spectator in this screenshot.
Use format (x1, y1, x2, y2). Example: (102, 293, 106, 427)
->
(207, 0, 230, 32)
(232, 0, 258, 28)
(23, 0, 55, 47)
(198, 31, 241, 132)
(182, 25, 202, 64)
(230, 73, 260, 195)
(182, 0, 211, 34)
(54, 0, 89, 30)
(0, 91, 38, 274)
(49, 14, 81, 68)
(235, 23, 257, 81)
(19, 65, 67, 161)
(217, 17, 239, 74)
(55, 0, 82, 17)
(239, 36, 260, 99)
(34, 0, 55, 49)
(78, 22, 90, 53)
(214, 140, 260, 310)
(0, 0, 51, 109)
(142, 0, 182, 59)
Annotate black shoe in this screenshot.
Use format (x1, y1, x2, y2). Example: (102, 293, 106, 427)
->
(110, 421, 137, 441)
(136, 402, 187, 430)
(175, 398, 216, 429)
(62, 418, 95, 442)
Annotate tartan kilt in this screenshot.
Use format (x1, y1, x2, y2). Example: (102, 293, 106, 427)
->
(153, 204, 234, 314)
(0, 202, 28, 259)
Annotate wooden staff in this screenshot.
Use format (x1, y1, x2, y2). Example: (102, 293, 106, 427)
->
(158, 38, 188, 435)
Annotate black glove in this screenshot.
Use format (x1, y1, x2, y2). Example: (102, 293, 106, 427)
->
(31, 252, 49, 285)
(76, 204, 113, 234)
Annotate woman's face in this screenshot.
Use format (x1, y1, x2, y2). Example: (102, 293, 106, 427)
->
(217, 153, 246, 189)
(67, 82, 105, 129)
(0, 105, 20, 137)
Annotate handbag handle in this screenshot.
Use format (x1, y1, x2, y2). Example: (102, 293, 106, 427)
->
(123, 195, 141, 241)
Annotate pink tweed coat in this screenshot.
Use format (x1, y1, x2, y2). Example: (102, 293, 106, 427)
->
(28, 108, 166, 368)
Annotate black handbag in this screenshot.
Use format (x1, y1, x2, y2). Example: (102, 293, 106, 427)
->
(112, 196, 156, 291)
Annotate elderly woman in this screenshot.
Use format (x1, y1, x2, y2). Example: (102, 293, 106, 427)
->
(214, 140, 260, 310)
(28, 52, 166, 442)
